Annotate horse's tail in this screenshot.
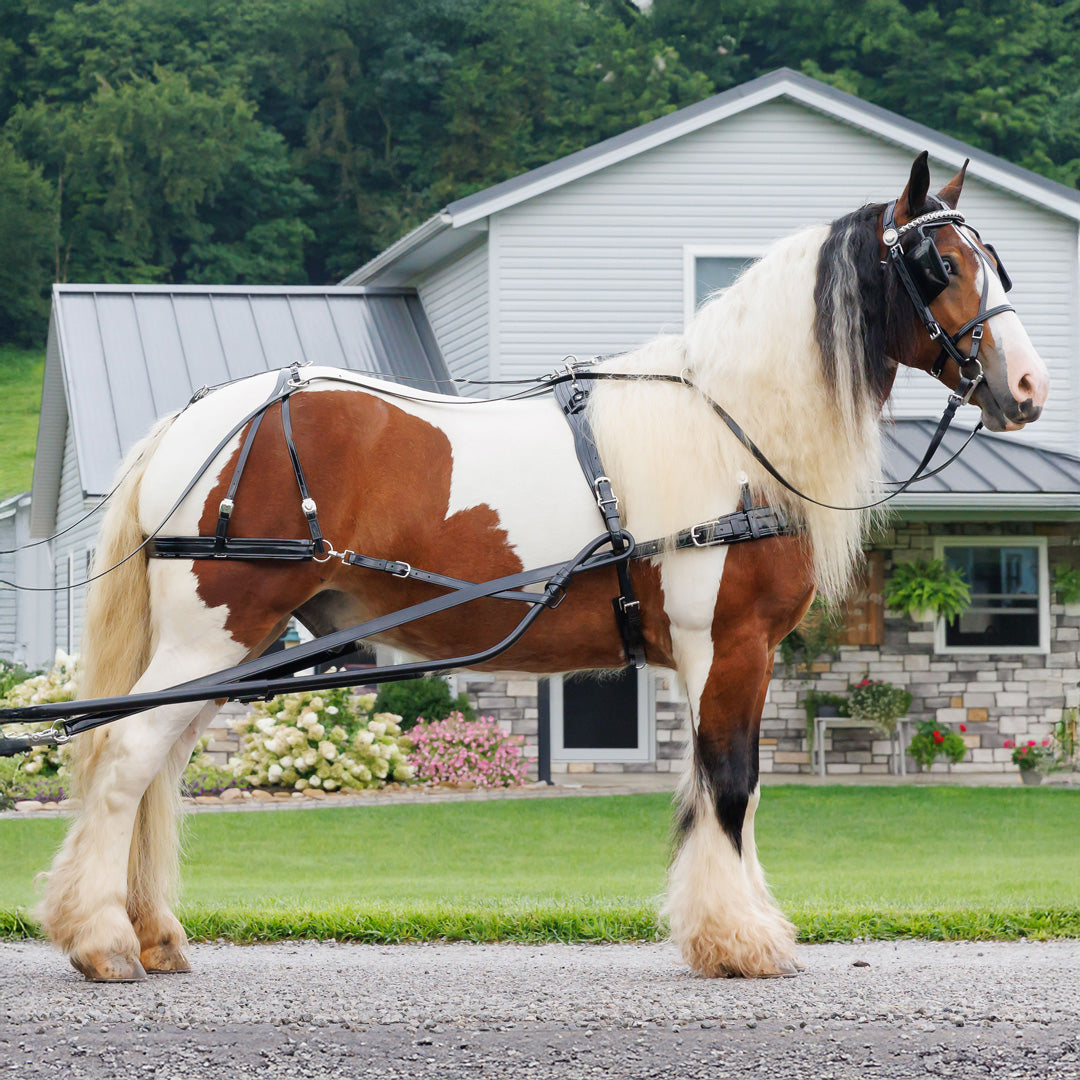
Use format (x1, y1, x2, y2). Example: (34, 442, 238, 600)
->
(39, 414, 176, 948)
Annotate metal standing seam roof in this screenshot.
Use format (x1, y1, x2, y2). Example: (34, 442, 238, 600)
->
(31, 285, 452, 534)
(344, 67, 1080, 285)
(886, 421, 1080, 510)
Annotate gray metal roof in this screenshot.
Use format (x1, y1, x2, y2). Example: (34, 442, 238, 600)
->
(886, 420, 1080, 513)
(32, 285, 451, 531)
(346, 67, 1080, 285)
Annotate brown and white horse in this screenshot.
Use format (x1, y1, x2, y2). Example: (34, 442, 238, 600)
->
(39, 153, 1048, 982)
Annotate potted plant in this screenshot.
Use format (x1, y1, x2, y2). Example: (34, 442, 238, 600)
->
(907, 720, 968, 770)
(847, 678, 912, 734)
(883, 558, 970, 623)
(779, 597, 842, 675)
(1052, 566, 1080, 616)
(1003, 738, 1056, 785)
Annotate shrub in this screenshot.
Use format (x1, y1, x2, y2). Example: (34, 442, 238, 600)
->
(230, 689, 413, 791)
(1052, 566, 1080, 605)
(908, 721, 968, 769)
(183, 761, 241, 797)
(373, 677, 475, 732)
(0, 652, 78, 792)
(407, 712, 527, 788)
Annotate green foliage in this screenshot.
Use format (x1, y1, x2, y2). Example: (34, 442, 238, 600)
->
(0, 141, 56, 346)
(373, 677, 475, 732)
(1052, 566, 1080, 605)
(2, 0, 1080, 343)
(0, 348, 43, 498)
(1054, 708, 1078, 767)
(884, 558, 971, 621)
(182, 761, 241, 798)
(907, 720, 968, 769)
(802, 688, 849, 753)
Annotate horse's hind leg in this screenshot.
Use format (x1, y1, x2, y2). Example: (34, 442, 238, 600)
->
(126, 698, 220, 975)
(38, 644, 247, 981)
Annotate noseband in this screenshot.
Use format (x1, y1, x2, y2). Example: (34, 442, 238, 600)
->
(882, 200, 1014, 404)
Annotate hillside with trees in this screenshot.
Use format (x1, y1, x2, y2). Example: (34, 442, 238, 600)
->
(1, 0, 1077, 347)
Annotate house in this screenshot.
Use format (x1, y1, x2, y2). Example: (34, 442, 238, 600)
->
(346, 68, 1080, 776)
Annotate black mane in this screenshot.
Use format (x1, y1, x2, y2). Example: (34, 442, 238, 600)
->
(813, 203, 921, 408)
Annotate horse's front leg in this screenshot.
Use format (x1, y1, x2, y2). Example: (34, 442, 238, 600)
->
(661, 537, 812, 978)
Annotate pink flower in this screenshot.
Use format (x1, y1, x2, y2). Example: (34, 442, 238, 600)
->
(959, 724, 967, 733)
(1003, 739, 1014, 748)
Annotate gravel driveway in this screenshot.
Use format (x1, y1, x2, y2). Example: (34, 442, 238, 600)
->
(2, 939, 1078, 1077)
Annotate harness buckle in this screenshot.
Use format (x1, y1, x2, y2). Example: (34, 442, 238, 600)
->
(690, 521, 713, 547)
(218, 497, 234, 519)
(392, 562, 412, 579)
(927, 320, 942, 340)
(618, 597, 640, 614)
(594, 477, 619, 512)
(301, 497, 318, 519)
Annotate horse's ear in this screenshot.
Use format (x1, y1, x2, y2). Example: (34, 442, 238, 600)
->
(937, 159, 969, 209)
(894, 151, 931, 224)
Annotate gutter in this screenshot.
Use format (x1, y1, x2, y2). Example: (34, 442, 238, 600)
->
(340, 213, 453, 286)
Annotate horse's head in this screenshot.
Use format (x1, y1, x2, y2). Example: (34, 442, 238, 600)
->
(885, 151, 1049, 431)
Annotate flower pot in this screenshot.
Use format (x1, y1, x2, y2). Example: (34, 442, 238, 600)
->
(1019, 770, 1043, 786)
(816, 705, 840, 718)
(910, 607, 937, 624)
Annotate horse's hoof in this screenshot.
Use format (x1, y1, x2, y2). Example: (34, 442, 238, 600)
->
(71, 953, 148, 983)
(141, 942, 192, 974)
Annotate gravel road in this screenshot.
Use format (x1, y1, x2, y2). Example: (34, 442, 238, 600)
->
(2, 939, 1078, 1078)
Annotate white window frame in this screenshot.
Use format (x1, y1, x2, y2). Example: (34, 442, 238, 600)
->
(683, 244, 768, 326)
(550, 667, 654, 763)
(933, 536, 1049, 655)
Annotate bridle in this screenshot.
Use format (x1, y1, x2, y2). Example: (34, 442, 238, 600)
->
(881, 199, 1015, 406)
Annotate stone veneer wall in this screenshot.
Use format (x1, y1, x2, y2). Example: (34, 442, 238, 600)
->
(762, 520, 1080, 775)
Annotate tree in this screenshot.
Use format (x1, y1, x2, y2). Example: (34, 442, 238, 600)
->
(0, 139, 57, 346)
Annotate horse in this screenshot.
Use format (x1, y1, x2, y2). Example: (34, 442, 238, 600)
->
(37, 151, 1048, 982)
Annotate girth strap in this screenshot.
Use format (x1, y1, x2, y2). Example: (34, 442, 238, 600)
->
(552, 374, 646, 668)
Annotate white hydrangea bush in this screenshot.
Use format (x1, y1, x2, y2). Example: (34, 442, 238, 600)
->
(229, 688, 414, 791)
(0, 651, 78, 777)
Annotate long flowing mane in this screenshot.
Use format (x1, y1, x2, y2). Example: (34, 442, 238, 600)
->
(589, 206, 920, 604)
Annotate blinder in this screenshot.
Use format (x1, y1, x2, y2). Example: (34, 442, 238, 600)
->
(983, 243, 1012, 293)
(905, 232, 951, 304)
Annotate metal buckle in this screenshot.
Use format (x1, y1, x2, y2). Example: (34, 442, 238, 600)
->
(218, 497, 234, 519)
(594, 477, 619, 512)
(301, 498, 318, 518)
(619, 597, 640, 614)
(392, 562, 412, 579)
(690, 522, 713, 547)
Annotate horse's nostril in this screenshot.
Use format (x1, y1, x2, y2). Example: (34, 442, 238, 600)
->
(1018, 374, 1034, 397)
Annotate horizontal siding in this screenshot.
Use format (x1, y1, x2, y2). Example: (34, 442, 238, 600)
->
(415, 241, 489, 392)
(0, 516, 15, 660)
(54, 423, 102, 656)
(492, 98, 1078, 455)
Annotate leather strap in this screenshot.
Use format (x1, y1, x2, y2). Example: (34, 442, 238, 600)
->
(552, 374, 646, 668)
(280, 394, 326, 555)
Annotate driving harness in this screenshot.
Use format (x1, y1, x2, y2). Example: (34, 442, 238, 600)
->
(0, 201, 1014, 754)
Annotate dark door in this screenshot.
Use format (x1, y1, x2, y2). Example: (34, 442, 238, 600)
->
(562, 668, 639, 750)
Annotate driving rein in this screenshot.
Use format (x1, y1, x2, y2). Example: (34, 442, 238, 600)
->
(0, 205, 1006, 755)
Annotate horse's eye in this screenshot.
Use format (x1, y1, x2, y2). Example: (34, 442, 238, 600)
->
(942, 258, 956, 276)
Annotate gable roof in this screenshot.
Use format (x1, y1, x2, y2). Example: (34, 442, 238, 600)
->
(345, 67, 1080, 285)
(31, 284, 450, 534)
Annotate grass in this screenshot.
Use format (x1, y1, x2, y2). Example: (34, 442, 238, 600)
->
(1, 787, 1078, 943)
(0, 347, 44, 499)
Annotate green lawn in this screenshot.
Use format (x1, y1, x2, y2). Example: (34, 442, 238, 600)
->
(0, 347, 44, 499)
(2, 787, 1078, 942)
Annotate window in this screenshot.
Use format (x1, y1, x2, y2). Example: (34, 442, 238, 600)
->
(935, 538, 1049, 654)
(682, 246, 763, 324)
